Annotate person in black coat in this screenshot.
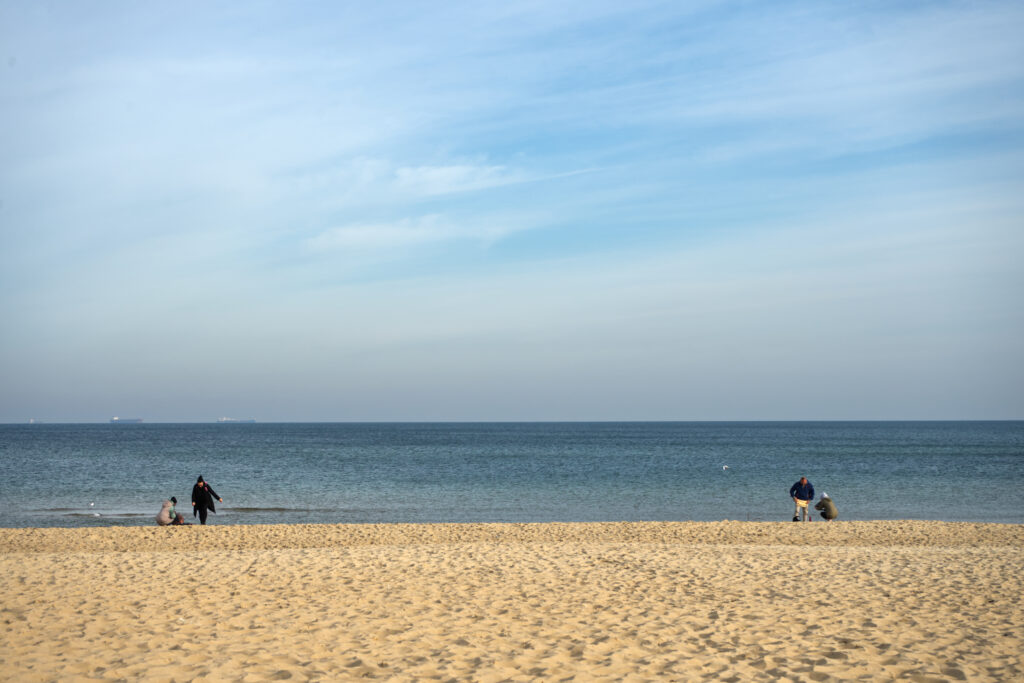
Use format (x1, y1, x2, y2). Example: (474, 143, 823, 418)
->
(191, 475, 223, 525)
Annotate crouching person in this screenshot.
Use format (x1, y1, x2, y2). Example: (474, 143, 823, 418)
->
(814, 492, 838, 521)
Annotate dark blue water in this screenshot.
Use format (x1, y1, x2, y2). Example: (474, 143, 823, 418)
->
(1, 422, 1022, 527)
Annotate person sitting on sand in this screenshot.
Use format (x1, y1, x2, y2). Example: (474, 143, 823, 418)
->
(814, 492, 838, 521)
(789, 476, 814, 521)
(156, 496, 186, 526)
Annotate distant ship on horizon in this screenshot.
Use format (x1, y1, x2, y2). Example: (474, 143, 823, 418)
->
(110, 417, 143, 424)
(217, 417, 256, 423)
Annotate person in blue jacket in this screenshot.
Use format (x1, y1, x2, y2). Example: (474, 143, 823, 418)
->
(789, 476, 814, 521)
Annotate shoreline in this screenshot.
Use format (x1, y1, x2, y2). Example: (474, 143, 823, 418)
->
(3, 521, 1022, 680)
(3, 519, 1023, 553)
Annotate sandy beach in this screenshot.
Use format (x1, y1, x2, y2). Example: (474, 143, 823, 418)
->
(2, 521, 1022, 682)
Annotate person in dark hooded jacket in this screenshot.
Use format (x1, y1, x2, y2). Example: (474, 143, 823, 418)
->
(191, 476, 223, 525)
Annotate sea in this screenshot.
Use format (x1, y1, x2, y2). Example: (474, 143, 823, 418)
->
(1, 422, 1022, 528)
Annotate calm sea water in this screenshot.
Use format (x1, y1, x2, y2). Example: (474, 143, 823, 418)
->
(1, 422, 1022, 528)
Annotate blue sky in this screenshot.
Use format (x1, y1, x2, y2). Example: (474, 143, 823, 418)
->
(1, 0, 1022, 421)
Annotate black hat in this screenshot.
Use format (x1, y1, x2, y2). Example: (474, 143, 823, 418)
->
(171, 496, 177, 504)
(197, 475, 204, 483)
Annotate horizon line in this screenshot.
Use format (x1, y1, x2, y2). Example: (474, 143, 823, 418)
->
(4, 418, 1022, 425)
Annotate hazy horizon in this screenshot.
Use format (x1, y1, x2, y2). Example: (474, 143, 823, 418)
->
(6, 418, 1024, 425)
(2, 1, 1022, 422)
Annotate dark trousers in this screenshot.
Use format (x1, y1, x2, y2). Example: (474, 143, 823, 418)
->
(198, 507, 208, 525)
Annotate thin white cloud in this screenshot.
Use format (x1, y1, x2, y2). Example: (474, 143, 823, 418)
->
(304, 214, 524, 252)
(394, 163, 525, 197)
(285, 158, 534, 206)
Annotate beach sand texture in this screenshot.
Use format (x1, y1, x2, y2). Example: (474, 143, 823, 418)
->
(2, 521, 1022, 681)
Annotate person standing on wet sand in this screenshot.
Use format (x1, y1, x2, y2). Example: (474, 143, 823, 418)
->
(789, 476, 814, 521)
(191, 476, 223, 525)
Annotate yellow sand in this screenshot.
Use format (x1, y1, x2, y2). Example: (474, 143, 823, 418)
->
(2, 521, 1022, 681)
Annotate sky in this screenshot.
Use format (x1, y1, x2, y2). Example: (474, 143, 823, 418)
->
(1, 0, 1022, 422)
